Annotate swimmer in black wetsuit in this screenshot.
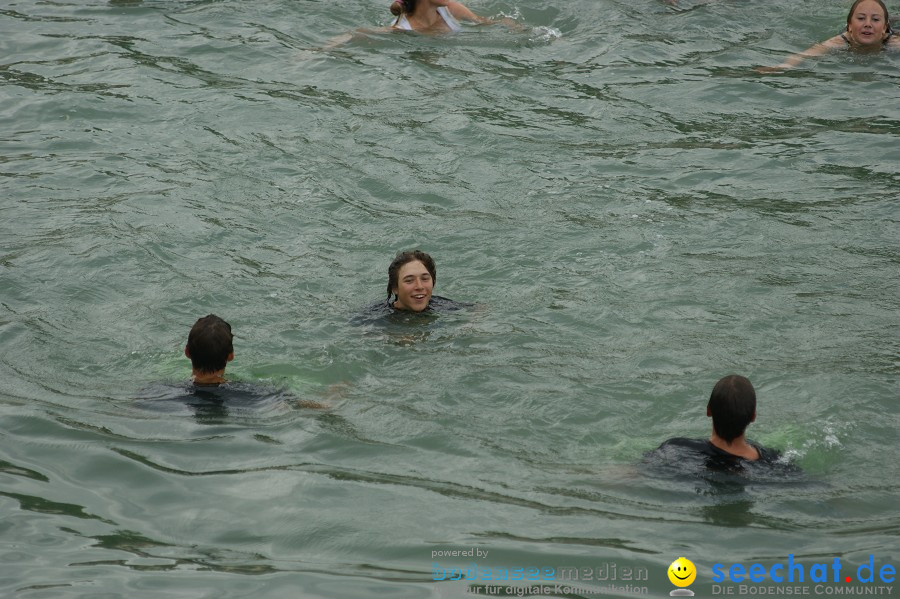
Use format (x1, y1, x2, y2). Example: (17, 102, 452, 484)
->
(760, 0, 899, 71)
(388, 249, 439, 312)
(137, 314, 250, 417)
(384, 249, 469, 313)
(648, 374, 786, 471)
(352, 250, 471, 328)
(135, 314, 326, 414)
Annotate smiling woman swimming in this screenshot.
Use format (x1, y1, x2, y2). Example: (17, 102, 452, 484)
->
(761, 0, 899, 71)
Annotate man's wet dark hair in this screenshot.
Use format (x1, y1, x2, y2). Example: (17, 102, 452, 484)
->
(186, 314, 233, 373)
(386, 250, 436, 300)
(707, 374, 756, 443)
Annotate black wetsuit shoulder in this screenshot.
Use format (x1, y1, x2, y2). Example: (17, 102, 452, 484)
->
(655, 437, 780, 463)
(353, 295, 471, 323)
(135, 381, 294, 414)
(423, 295, 471, 312)
(644, 437, 795, 476)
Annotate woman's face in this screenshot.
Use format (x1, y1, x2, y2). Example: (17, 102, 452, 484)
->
(392, 260, 434, 312)
(847, 0, 890, 46)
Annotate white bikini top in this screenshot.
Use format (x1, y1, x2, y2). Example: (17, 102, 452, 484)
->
(394, 6, 462, 32)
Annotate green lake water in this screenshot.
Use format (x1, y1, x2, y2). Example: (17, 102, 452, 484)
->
(1, 0, 898, 597)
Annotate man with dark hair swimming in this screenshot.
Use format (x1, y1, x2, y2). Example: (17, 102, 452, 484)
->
(647, 374, 785, 471)
(137, 314, 329, 417)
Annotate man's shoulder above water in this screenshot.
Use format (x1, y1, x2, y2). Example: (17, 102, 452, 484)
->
(646, 437, 794, 473)
(353, 295, 472, 323)
(135, 381, 324, 412)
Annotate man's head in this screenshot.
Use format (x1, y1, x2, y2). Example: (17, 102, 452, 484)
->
(185, 314, 234, 373)
(387, 250, 436, 299)
(706, 374, 756, 443)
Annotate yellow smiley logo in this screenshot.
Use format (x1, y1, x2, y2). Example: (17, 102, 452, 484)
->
(668, 557, 697, 587)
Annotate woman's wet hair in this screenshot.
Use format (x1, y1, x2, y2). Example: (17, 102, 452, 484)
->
(387, 250, 436, 299)
(390, 0, 416, 16)
(846, 0, 893, 33)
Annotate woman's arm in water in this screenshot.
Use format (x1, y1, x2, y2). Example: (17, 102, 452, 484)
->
(322, 27, 394, 49)
(447, 1, 484, 23)
(758, 35, 846, 72)
(447, 1, 521, 28)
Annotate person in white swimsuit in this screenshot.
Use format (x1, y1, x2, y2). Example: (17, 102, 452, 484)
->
(322, 0, 518, 48)
(390, 0, 485, 33)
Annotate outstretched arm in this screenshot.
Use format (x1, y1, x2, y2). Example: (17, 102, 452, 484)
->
(447, 1, 484, 23)
(447, 1, 521, 28)
(322, 27, 393, 50)
(758, 35, 846, 72)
